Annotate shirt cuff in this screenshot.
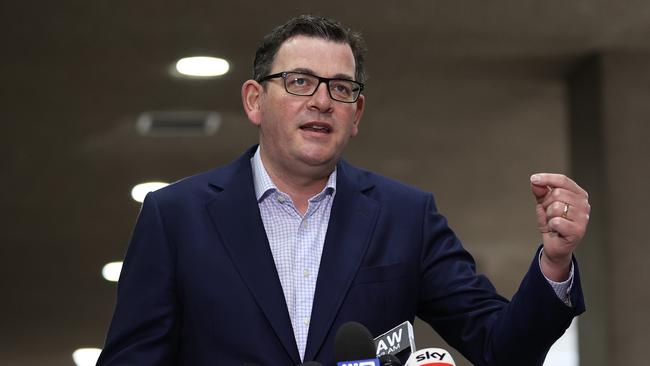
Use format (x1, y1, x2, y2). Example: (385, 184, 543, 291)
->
(538, 248, 574, 306)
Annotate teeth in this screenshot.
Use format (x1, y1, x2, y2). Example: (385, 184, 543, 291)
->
(302, 124, 329, 132)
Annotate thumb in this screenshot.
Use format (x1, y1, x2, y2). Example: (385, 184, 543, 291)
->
(530, 176, 550, 202)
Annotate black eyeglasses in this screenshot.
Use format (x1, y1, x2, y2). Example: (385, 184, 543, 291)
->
(258, 71, 364, 103)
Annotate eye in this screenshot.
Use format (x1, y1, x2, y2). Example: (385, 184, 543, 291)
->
(287, 73, 315, 89)
(331, 81, 353, 96)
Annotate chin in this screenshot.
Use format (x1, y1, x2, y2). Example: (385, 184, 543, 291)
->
(299, 151, 338, 168)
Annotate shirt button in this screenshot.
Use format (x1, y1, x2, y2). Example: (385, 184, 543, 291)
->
(303, 269, 310, 278)
(277, 195, 285, 203)
(304, 318, 310, 326)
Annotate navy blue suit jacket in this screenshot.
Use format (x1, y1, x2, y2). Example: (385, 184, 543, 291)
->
(98, 146, 585, 366)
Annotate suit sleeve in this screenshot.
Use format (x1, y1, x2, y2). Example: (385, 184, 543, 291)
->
(97, 193, 180, 366)
(416, 194, 585, 366)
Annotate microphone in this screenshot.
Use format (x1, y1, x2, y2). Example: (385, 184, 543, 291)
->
(242, 361, 323, 365)
(378, 354, 403, 366)
(373, 320, 416, 362)
(404, 348, 456, 366)
(334, 321, 380, 366)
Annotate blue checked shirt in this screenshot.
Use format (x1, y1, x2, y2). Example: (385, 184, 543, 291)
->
(250, 147, 573, 360)
(251, 147, 336, 361)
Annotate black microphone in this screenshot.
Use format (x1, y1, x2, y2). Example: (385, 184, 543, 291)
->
(334, 321, 382, 365)
(379, 354, 403, 366)
(242, 361, 323, 365)
(334, 321, 377, 362)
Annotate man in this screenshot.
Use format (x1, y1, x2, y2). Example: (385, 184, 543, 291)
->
(98, 15, 589, 366)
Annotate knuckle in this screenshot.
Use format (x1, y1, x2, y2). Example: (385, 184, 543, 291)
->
(562, 175, 569, 186)
(545, 206, 554, 216)
(552, 189, 562, 199)
(550, 217, 562, 227)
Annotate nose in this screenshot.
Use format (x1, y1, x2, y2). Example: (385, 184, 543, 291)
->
(308, 81, 333, 112)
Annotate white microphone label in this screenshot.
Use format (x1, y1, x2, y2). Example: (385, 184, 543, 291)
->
(337, 358, 380, 366)
(405, 347, 456, 366)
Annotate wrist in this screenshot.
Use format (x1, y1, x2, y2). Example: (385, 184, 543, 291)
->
(540, 249, 572, 282)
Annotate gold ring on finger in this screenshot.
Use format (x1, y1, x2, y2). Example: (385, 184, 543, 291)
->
(561, 203, 570, 219)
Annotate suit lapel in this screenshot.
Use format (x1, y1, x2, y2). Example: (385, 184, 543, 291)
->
(304, 162, 380, 361)
(205, 148, 301, 364)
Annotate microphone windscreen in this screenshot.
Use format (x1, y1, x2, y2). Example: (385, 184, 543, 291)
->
(379, 353, 403, 366)
(334, 321, 377, 362)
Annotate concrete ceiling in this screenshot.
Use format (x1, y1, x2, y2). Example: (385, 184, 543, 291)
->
(2, 1, 650, 365)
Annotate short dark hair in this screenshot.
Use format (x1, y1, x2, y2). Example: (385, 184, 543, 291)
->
(253, 15, 367, 83)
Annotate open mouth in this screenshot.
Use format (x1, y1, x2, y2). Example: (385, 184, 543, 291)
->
(300, 122, 332, 134)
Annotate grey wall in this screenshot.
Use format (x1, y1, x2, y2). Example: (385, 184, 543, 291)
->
(601, 52, 650, 363)
(568, 52, 650, 365)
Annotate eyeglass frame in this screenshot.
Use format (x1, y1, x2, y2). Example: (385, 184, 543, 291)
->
(257, 71, 365, 103)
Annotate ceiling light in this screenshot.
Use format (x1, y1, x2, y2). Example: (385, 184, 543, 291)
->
(102, 262, 123, 282)
(72, 348, 101, 366)
(135, 111, 221, 137)
(175, 56, 229, 77)
(131, 182, 169, 203)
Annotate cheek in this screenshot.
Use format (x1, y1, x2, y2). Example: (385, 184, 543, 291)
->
(261, 98, 300, 127)
(339, 110, 360, 137)
(259, 108, 293, 141)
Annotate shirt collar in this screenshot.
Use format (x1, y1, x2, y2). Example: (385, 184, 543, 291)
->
(251, 145, 337, 202)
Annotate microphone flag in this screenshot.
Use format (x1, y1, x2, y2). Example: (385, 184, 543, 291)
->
(374, 320, 416, 359)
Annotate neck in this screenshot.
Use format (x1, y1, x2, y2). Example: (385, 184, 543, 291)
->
(259, 150, 334, 215)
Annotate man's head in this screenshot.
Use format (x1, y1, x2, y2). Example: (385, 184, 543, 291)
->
(242, 15, 367, 179)
(252, 15, 367, 84)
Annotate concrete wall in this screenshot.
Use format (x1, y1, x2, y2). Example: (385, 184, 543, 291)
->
(601, 52, 650, 364)
(569, 52, 650, 365)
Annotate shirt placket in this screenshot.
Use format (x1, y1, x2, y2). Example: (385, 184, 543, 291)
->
(293, 198, 323, 360)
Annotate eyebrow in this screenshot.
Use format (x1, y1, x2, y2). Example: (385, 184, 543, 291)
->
(289, 67, 355, 81)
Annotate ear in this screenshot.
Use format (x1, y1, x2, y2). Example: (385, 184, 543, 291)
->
(350, 94, 365, 137)
(241, 80, 264, 126)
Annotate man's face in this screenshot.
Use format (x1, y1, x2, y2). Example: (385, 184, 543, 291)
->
(247, 35, 365, 175)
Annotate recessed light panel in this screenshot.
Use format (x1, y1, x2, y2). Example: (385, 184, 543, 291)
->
(72, 348, 101, 366)
(175, 56, 229, 77)
(131, 182, 169, 203)
(102, 262, 123, 282)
